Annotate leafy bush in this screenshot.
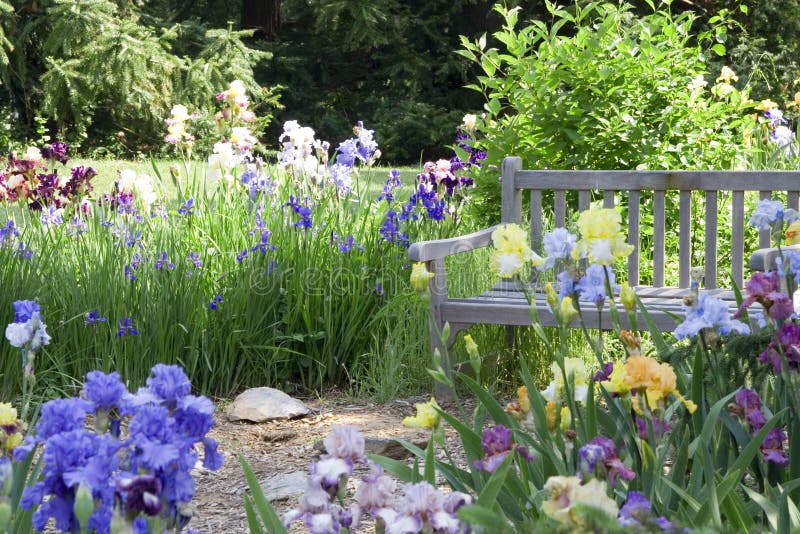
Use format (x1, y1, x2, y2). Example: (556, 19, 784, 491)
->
(459, 2, 753, 222)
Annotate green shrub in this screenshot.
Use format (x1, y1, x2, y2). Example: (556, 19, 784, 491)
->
(459, 2, 752, 222)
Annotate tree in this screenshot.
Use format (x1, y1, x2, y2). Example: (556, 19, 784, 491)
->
(241, 0, 280, 40)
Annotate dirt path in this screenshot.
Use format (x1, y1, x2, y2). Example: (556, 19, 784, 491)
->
(191, 395, 449, 533)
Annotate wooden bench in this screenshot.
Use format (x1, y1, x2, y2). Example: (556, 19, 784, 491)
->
(408, 156, 800, 374)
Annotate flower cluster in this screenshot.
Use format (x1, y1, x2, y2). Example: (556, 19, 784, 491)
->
(16, 365, 222, 532)
(163, 104, 196, 153)
(577, 436, 635, 487)
(596, 337, 696, 415)
(572, 208, 633, 265)
(113, 169, 160, 212)
(540, 358, 591, 405)
(673, 291, 751, 340)
(284, 425, 470, 533)
(490, 223, 542, 278)
(473, 425, 533, 473)
(278, 120, 324, 179)
(729, 389, 789, 466)
(755, 99, 796, 157)
(449, 114, 486, 183)
(0, 144, 96, 210)
(527, 208, 632, 312)
(215, 79, 256, 125)
(748, 198, 799, 234)
(4, 300, 51, 376)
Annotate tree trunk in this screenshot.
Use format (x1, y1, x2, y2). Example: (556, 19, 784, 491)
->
(241, 0, 280, 41)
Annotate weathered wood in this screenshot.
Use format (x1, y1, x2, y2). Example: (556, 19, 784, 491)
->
(516, 170, 800, 192)
(653, 191, 666, 287)
(732, 191, 745, 289)
(628, 191, 640, 286)
(555, 191, 566, 228)
(705, 191, 718, 289)
(603, 190, 615, 209)
(502, 157, 523, 224)
(578, 190, 590, 212)
(679, 191, 692, 288)
(530, 190, 543, 252)
(408, 226, 498, 263)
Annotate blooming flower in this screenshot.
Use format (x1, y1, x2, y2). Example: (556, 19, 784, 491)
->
(748, 199, 798, 232)
(402, 398, 440, 429)
(490, 224, 543, 277)
(117, 317, 138, 337)
(572, 208, 633, 265)
(539, 228, 577, 270)
(542, 476, 619, 526)
(473, 425, 533, 473)
(410, 262, 434, 292)
(717, 66, 738, 83)
(541, 358, 591, 405)
(579, 436, 635, 487)
(674, 292, 750, 340)
(5, 300, 51, 355)
(84, 311, 107, 326)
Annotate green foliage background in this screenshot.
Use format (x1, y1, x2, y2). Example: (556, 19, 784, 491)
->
(3, 0, 799, 163)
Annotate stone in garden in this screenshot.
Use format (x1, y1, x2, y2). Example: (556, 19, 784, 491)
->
(225, 387, 311, 422)
(257, 471, 307, 502)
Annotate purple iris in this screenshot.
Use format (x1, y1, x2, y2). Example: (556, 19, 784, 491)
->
(473, 425, 533, 473)
(117, 474, 162, 516)
(41, 141, 70, 164)
(117, 317, 138, 337)
(761, 428, 790, 466)
(83, 371, 127, 412)
(13, 300, 40, 323)
(154, 252, 175, 269)
(177, 198, 194, 216)
(84, 310, 107, 325)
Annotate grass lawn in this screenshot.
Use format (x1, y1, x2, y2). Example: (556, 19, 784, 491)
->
(71, 158, 421, 201)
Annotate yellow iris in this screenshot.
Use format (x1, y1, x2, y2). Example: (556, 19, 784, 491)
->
(402, 398, 441, 429)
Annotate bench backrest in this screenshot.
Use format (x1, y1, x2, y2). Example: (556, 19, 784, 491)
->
(501, 156, 800, 289)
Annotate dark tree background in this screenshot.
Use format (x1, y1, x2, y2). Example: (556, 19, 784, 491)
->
(1, 0, 799, 161)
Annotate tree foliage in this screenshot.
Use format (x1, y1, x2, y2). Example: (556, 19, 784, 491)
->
(0, 0, 279, 154)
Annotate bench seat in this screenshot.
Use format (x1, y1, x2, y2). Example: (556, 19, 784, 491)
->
(443, 282, 737, 331)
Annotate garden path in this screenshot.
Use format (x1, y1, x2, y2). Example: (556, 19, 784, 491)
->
(192, 395, 469, 533)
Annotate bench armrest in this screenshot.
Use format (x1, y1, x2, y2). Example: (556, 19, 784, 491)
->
(408, 225, 499, 263)
(749, 244, 800, 272)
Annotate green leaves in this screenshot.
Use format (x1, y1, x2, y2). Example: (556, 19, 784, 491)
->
(238, 454, 288, 534)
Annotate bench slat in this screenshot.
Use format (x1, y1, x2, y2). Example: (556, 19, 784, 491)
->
(516, 170, 800, 192)
(654, 191, 666, 287)
(789, 191, 799, 211)
(679, 191, 692, 288)
(530, 190, 543, 252)
(555, 191, 567, 228)
(578, 190, 590, 212)
(705, 191, 718, 289)
(732, 191, 745, 288)
(603, 190, 615, 209)
(759, 190, 772, 248)
(628, 191, 640, 286)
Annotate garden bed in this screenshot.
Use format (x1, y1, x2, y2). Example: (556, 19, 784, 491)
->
(193, 395, 469, 533)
